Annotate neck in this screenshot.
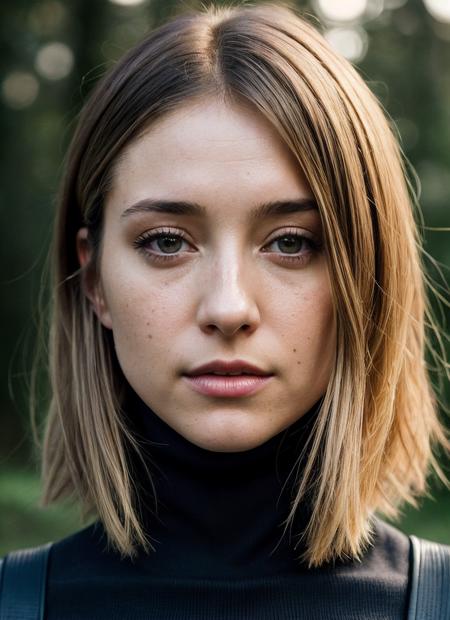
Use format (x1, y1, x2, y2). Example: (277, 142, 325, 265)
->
(125, 391, 322, 578)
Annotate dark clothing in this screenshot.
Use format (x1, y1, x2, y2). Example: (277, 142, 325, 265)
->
(45, 396, 411, 619)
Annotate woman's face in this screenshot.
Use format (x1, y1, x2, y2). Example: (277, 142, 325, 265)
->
(77, 97, 336, 452)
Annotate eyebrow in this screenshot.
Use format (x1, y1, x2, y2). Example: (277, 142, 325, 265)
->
(121, 198, 318, 222)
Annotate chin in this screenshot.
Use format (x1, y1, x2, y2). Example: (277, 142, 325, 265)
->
(184, 425, 272, 453)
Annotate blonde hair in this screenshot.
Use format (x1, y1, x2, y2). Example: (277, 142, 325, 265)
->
(34, 1, 450, 568)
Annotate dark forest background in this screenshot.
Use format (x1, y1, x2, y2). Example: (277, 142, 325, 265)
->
(1, 0, 449, 554)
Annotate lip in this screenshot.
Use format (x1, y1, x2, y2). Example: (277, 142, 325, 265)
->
(182, 374, 273, 397)
(185, 359, 272, 377)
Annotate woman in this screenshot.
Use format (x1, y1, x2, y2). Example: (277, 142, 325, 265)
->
(1, 2, 449, 619)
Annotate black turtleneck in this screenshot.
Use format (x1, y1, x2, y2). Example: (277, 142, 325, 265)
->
(45, 394, 412, 619)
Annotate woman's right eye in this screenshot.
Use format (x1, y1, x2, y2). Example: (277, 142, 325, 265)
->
(133, 228, 191, 263)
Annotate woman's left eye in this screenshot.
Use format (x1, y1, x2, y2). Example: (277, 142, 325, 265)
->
(133, 227, 321, 266)
(262, 232, 319, 264)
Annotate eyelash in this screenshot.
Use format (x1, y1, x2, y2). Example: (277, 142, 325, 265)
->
(133, 227, 321, 266)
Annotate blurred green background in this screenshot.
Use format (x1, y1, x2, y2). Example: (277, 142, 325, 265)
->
(1, 0, 450, 556)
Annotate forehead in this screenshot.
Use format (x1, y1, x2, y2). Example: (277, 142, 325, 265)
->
(107, 97, 313, 217)
(120, 97, 295, 164)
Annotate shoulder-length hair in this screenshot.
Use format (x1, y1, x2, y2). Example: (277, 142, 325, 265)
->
(34, 1, 450, 568)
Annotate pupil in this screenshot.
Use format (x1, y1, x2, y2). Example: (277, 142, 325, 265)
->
(158, 236, 181, 253)
(279, 236, 302, 254)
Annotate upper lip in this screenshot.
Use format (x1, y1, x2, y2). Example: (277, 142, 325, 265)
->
(184, 359, 273, 377)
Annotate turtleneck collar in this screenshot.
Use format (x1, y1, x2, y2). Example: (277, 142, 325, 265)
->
(125, 391, 323, 578)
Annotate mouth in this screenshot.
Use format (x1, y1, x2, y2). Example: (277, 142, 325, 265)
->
(182, 373, 274, 398)
(184, 358, 272, 377)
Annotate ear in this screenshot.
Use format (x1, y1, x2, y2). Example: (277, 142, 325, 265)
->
(76, 227, 113, 329)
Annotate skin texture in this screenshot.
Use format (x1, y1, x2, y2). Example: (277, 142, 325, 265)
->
(77, 97, 336, 453)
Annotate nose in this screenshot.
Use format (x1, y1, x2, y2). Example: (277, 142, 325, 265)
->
(196, 248, 261, 338)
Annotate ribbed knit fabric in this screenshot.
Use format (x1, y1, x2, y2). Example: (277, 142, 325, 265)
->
(45, 393, 411, 619)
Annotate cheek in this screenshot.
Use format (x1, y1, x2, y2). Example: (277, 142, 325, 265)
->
(99, 266, 183, 371)
(280, 276, 336, 373)
(111, 291, 173, 338)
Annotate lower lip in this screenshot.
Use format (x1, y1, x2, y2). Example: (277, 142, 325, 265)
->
(182, 374, 273, 397)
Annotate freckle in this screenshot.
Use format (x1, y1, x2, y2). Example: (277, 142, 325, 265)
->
(293, 348, 297, 353)
(147, 334, 153, 339)
(297, 361, 301, 365)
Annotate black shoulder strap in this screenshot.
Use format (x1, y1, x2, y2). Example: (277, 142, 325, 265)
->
(0, 542, 52, 620)
(408, 534, 450, 619)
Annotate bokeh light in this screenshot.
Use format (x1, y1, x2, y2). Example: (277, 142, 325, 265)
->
(108, 0, 147, 6)
(1, 72, 39, 109)
(324, 27, 369, 62)
(365, 0, 384, 21)
(314, 0, 368, 22)
(28, 1, 67, 35)
(394, 117, 420, 150)
(393, 8, 420, 35)
(423, 0, 450, 23)
(35, 42, 74, 80)
(416, 159, 450, 208)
